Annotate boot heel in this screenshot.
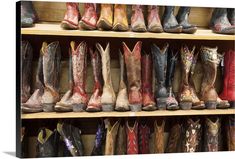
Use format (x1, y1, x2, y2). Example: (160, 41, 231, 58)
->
(229, 101, 235, 109)
(73, 104, 85, 112)
(180, 102, 192, 110)
(205, 101, 217, 109)
(102, 104, 114, 112)
(129, 104, 142, 112)
(157, 98, 167, 110)
(43, 103, 55, 112)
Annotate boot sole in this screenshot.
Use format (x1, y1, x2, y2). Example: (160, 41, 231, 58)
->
(21, 106, 43, 113)
(182, 27, 197, 34)
(42, 103, 55, 112)
(61, 21, 78, 30)
(180, 102, 192, 110)
(132, 24, 147, 32)
(115, 106, 130, 111)
(54, 105, 73, 112)
(148, 26, 163, 33)
(112, 23, 128, 31)
(129, 104, 142, 112)
(157, 98, 167, 110)
(164, 26, 182, 33)
(142, 104, 157, 111)
(205, 101, 217, 109)
(97, 19, 112, 30)
(86, 105, 102, 112)
(79, 20, 96, 30)
(73, 103, 86, 112)
(166, 104, 179, 110)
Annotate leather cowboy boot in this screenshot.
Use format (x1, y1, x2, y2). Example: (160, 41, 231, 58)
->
(227, 8, 235, 25)
(142, 53, 156, 111)
(204, 117, 221, 152)
(176, 7, 197, 34)
(162, 6, 182, 33)
(123, 41, 142, 112)
(36, 128, 59, 157)
(105, 120, 120, 155)
(138, 122, 150, 154)
(209, 8, 235, 34)
(147, 5, 163, 33)
(165, 50, 179, 110)
(41, 41, 61, 112)
(115, 51, 129, 111)
(227, 116, 235, 151)
(154, 119, 165, 153)
(219, 50, 235, 108)
(61, 3, 80, 29)
(113, 4, 128, 31)
(86, 47, 103, 112)
(79, 3, 97, 30)
(126, 120, 138, 154)
(91, 121, 105, 155)
(115, 122, 127, 155)
(96, 43, 116, 111)
(97, 4, 113, 30)
(21, 1, 38, 27)
(131, 5, 147, 32)
(178, 45, 194, 110)
(151, 43, 169, 110)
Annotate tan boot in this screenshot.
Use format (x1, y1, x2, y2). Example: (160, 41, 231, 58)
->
(154, 119, 165, 153)
(97, 4, 113, 30)
(113, 4, 128, 31)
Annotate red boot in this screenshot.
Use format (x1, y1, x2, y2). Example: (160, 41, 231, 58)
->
(79, 3, 97, 30)
(126, 120, 138, 154)
(138, 123, 150, 154)
(61, 3, 80, 29)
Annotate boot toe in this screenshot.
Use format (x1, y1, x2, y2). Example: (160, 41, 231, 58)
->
(164, 25, 182, 33)
(21, 17, 34, 27)
(182, 26, 197, 34)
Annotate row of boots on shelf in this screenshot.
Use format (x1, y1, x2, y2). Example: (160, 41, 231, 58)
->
(21, 40, 235, 113)
(21, 116, 235, 157)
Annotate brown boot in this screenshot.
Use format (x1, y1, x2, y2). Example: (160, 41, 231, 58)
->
(154, 119, 165, 153)
(113, 4, 128, 31)
(147, 5, 163, 33)
(115, 51, 129, 111)
(79, 3, 97, 30)
(138, 122, 150, 154)
(97, 4, 113, 30)
(126, 120, 139, 154)
(115, 122, 127, 155)
(96, 43, 116, 111)
(131, 5, 146, 32)
(123, 41, 142, 112)
(227, 116, 235, 151)
(61, 3, 80, 29)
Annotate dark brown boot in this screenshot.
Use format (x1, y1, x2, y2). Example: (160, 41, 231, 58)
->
(138, 122, 150, 154)
(154, 119, 165, 153)
(115, 122, 127, 155)
(227, 116, 235, 151)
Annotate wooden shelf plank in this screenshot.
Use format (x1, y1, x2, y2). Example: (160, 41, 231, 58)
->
(21, 109, 235, 119)
(21, 23, 235, 40)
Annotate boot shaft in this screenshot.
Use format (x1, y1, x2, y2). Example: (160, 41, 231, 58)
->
(227, 116, 235, 151)
(126, 120, 138, 154)
(114, 4, 127, 22)
(138, 123, 150, 154)
(154, 119, 165, 153)
(227, 8, 235, 25)
(141, 54, 153, 92)
(115, 123, 127, 155)
(119, 50, 127, 89)
(91, 121, 105, 155)
(176, 7, 191, 24)
(166, 50, 178, 88)
(99, 4, 113, 21)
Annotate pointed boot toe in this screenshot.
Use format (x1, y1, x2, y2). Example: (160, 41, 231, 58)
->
(182, 26, 197, 34)
(164, 25, 182, 33)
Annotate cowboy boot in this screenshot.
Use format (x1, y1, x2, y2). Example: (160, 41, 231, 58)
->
(204, 117, 221, 152)
(113, 4, 128, 31)
(21, 127, 26, 157)
(36, 128, 59, 157)
(162, 6, 182, 33)
(154, 119, 165, 153)
(61, 3, 80, 29)
(79, 3, 97, 30)
(227, 8, 235, 25)
(123, 41, 142, 112)
(219, 50, 235, 108)
(96, 43, 116, 111)
(87, 47, 103, 112)
(209, 8, 235, 34)
(91, 121, 105, 155)
(126, 120, 138, 154)
(21, 1, 38, 27)
(176, 7, 197, 34)
(138, 122, 150, 154)
(115, 122, 127, 155)
(147, 5, 163, 32)
(41, 41, 61, 112)
(105, 120, 120, 155)
(151, 43, 169, 110)
(165, 50, 179, 110)
(227, 116, 235, 151)
(115, 51, 129, 111)
(178, 45, 194, 110)
(97, 4, 113, 30)
(142, 53, 156, 111)
(131, 5, 147, 32)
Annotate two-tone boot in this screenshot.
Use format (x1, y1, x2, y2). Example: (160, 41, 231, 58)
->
(113, 4, 129, 31)
(142, 53, 156, 111)
(115, 121, 127, 155)
(21, 1, 38, 27)
(138, 122, 150, 154)
(96, 43, 116, 111)
(131, 5, 147, 32)
(91, 121, 105, 155)
(123, 41, 142, 112)
(227, 116, 235, 151)
(97, 4, 113, 30)
(227, 8, 235, 25)
(79, 3, 97, 30)
(115, 51, 129, 111)
(154, 119, 165, 153)
(61, 3, 80, 29)
(126, 120, 139, 154)
(147, 5, 163, 32)
(151, 43, 169, 110)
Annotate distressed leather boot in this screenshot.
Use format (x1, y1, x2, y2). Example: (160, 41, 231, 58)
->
(126, 120, 138, 154)
(79, 3, 97, 30)
(219, 50, 235, 108)
(147, 5, 163, 32)
(227, 116, 235, 151)
(209, 8, 235, 34)
(41, 41, 61, 112)
(105, 120, 120, 155)
(123, 41, 142, 112)
(61, 3, 80, 29)
(154, 119, 165, 153)
(138, 122, 150, 154)
(204, 117, 221, 152)
(151, 43, 169, 110)
(36, 128, 59, 157)
(178, 45, 194, 110)
(176, 7, 197, 34)
(21, 1, 38, 27)
(165, 51, 179, 110)
(142, 54, 156, 111)
(87, 47, 103, 112)
(162, 6, 182, 33)
(96, 43, 116, 111)
(115, 122, 127, 155)
(115, 51, 129, 111)
(91, 121, 105, 155)
(131, 5, 147, 32)
(97, 4, 113, 30)
(227, 8, 235, 25)
(113, 4, 128, 31)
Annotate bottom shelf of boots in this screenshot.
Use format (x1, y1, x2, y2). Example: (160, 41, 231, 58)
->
(21, 109, 235, 119)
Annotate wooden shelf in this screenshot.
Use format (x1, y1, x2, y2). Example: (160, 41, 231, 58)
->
(21, 23, 235, 40)
(21, 109, 235, 119)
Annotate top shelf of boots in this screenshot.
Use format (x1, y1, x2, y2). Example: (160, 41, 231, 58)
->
(21, 23, 235, 41)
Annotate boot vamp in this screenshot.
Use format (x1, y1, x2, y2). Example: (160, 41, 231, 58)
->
(148, 11, 162, 28)
(156, 86, 168, 98)
(81, 7, 97, 26)
(142, 92, 155, 106)
(163, 14, 179, 28)
(116, 89, 129, 107)
(71, 92, 87, 104)
(114, 8, 128, 26)
(63, 8, 79, 26)
(88, 89, 102, 107)
(131, 11, 146, 28)
(129, 88, 142, 104)
(99, 5, 113, 23)
(42, 88, 59, 104)
(180, 20, 196, 29)
(101, 86, 116, 104)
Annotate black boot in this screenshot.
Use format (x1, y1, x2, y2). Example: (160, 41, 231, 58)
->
(162, 6, 182, 33)
(21, 1, 38, 27)
(176, 7, 197, 34)
(227, 8, 235, 25)
(91, 121, 105, 155)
